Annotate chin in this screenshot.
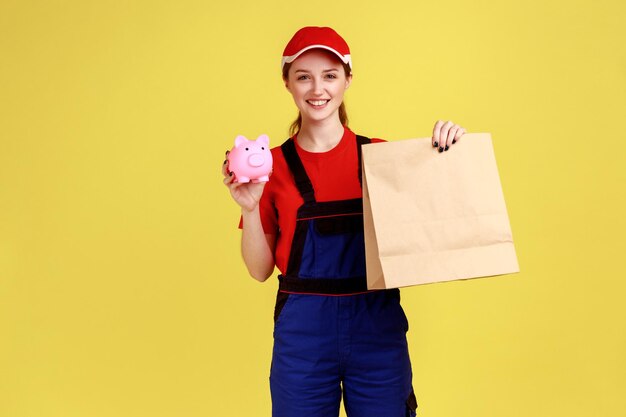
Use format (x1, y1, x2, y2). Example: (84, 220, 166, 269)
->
(303, 109, 340, 123)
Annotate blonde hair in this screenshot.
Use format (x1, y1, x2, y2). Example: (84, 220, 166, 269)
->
(282, 60, 352, 138)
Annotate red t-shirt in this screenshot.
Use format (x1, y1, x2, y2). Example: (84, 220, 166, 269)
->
(239, 126, 385, 275)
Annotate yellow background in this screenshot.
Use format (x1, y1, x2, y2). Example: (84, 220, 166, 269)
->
(1, 1, 624, 416)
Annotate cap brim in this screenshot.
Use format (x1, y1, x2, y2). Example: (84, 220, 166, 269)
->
(282, 45, 352, 69)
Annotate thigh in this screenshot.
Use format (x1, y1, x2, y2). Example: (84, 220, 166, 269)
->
(270, 293, 342, 417)
(342, 290, 417, 417)
(342, 364, 416, 417)
(270, 369, 341, 417)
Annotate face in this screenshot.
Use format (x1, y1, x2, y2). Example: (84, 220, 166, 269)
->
(284, 49, 352, 124)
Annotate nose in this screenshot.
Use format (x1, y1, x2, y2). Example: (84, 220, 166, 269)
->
(248, 154, 264, 167)
(312, 77, 324, 95)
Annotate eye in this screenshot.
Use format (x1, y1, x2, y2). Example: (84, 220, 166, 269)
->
(326, 73, 337, 79)
(297, 74, 309, 80)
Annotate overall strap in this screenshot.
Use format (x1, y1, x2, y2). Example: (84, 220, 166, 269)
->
(280, 134, 372, 203)
(356, 135, 371, 186)
(281, 139, 316, 204)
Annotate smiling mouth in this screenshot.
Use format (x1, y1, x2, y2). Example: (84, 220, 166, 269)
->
(306, 99, 330, 107)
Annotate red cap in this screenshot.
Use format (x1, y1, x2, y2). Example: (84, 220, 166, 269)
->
(281, 26, 352, 71)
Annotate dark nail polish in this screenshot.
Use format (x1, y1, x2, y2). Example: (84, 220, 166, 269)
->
(223, 160, 227, 165)
(452, 139, 456, 144)
(445, 145, 449, 151)
(433, 141, 438, 147)
(438, 147, 443, 153)
(229, 171, 233, 176)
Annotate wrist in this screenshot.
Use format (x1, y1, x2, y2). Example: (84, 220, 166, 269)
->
(241, 204, 260, 216)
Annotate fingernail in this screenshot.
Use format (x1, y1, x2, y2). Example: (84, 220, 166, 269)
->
(223, 160, 227, 165)
(452, 139, 456, 144)
(225, 150, 230, 156)
(438, 147, 443, 153)
(445, 145, 449, 151)
(433, 141, 438, 147)
(229, 171, 233, 176)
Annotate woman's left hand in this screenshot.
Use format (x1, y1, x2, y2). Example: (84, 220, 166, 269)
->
(432, 120, 466, 153)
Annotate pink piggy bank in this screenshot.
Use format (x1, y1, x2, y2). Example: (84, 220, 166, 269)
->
(227, 134, 273, 183)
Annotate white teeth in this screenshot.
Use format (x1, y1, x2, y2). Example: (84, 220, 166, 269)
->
(308, 100, 329, 106)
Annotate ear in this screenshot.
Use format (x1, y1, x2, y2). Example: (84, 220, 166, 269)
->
(257, 134, 270, 146)
(235, 135, 248, 148)
(345, 73, 352, 90)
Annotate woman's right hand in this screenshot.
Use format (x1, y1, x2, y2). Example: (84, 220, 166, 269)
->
(222, 150, 267, 213)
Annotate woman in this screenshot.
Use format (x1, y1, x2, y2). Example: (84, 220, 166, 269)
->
(223, 26, 466, 417)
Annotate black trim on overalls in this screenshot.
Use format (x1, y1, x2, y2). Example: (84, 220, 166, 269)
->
(277, 134, 372, 296)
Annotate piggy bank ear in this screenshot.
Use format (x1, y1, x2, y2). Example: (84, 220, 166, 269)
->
(235, 135, 248, 148)
(257, 134, 270, 146)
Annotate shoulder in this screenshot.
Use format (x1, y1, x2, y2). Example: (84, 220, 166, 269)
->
(267, 139, 291, 180)
(269, 138, 289, 161)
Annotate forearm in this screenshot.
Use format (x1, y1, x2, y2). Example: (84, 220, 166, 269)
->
(241, 206, 275, 282)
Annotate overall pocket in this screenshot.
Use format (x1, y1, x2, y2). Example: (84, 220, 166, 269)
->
(406, 387, 418, 416)
(298, 214, 366, 278)
(273, 290, 291, 324)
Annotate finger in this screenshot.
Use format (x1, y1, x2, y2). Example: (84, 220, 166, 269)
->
(438, 120, 453, 153)
(223, 169, 236, 185)
(432, 120, 444, 148)
(230, 182, 249, 204)
(222, 150, 231, 176)
(222, 150, 232, 176)
(453, 127, 466, 144)
(445, 125, 459, 150)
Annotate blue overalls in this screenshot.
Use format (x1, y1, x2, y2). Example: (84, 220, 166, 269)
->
(270, 135, 418, 417)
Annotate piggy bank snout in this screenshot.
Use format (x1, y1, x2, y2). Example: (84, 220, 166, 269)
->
(248, 153, 266, 167)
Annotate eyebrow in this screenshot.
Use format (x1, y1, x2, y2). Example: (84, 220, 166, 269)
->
(294, 68, 340, 73)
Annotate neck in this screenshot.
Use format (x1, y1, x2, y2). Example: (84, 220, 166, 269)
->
(296, 116, 345, 153)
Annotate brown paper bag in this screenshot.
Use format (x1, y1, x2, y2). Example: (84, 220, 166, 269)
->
(362, 133, 519, 289)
